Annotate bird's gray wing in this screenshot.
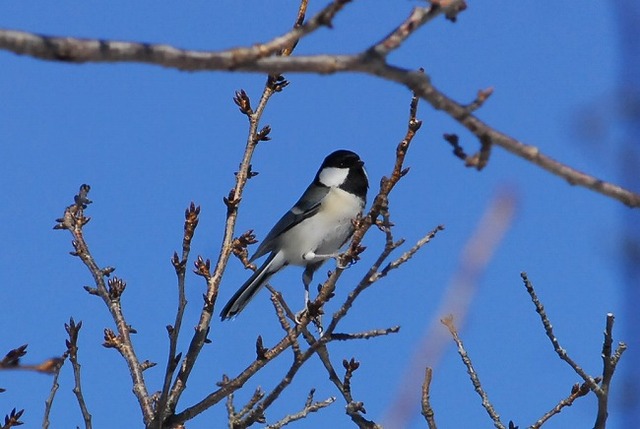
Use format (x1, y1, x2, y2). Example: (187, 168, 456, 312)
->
(250, 184, 330, 262)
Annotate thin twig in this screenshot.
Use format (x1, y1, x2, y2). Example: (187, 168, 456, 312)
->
(442, 316, 505, 429)
(266, 389, 335, 429)
(421, 367, 437, 429)
(165, 4, 306, 415)
(66, 318, 92, 429)
(329, 327, 400, 341)
(593, 313, 627, 429)
(530, 381, 591, 429)
(54, 185, 153, 423)
(42, 356, 65, 429)
(155, 203, 200, 428)
(520, 273, 601, 394)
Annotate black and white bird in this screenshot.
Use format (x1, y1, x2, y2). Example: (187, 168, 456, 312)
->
(220, 149, 368, 320)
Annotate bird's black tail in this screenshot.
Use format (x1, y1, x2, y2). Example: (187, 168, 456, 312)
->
(220, 253, 279, 320)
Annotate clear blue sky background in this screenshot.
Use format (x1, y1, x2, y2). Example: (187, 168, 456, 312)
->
(0, 1, 634, 428)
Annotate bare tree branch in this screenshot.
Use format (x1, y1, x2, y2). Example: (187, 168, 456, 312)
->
(530, 381, 591, 429)
(154, 203, 200, 428)
(0, 2, 637, 207)
(65, 318, 92, 429)
(520, 273, 601, 393)
(442, 315, 505, 429)
(42, 356, 64, 429)
(266, 389, 335, 429)
(421, 367, 437, 429)
(521, 274, 627, 429)
(54, 185, 154, 424)
(594, 313, 627, 429)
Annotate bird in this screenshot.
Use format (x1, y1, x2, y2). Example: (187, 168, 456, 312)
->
(220, 149, 369, 320)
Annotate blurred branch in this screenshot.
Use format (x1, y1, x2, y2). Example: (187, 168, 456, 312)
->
(385, 188, 516, 427)
(54, 184, 154, 424)
(0, 345, 63, 375)
(0, 345, 27, 370)
(442, 316, 505, 429)
(1, 2, 638, 207)
(0, 0, 347, 69)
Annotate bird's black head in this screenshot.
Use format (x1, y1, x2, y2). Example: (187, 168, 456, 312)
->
(321, 150, 364, 169)
(316, 149, 368, 200)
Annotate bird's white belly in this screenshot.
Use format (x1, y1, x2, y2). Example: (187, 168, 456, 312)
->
(281, 187, 363, 266)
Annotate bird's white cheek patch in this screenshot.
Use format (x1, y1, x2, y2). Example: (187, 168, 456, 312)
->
(318, 167, 349, 187)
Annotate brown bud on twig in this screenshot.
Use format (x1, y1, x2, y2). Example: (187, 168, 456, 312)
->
(102, 329, 120, 349)
(0, 345, 27, 368)
(193, 256, 211, 278)
(183, 202, 201, 241)
(233, 89, 252, 116)
(65, 317, 82, 354)
(232, 230, 258, 269)
(342, 357, 360, 396)
(267, 74, 289, 92)
(107, 277, 127, 301)
(140, 360, 157, 371)
(223, 189, 241, 212)
(256, 125, 272, 143)
(3, 408, 24, 427)
(255, 336, 268, 360)
(83, 285, 99, 295)
(171, 251, 182, 269)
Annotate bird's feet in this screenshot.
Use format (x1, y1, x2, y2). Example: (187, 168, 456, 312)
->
(294, 300, 324, 333)
(302, 250, 341, 262)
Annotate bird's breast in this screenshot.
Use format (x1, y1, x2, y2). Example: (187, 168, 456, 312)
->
(281, 188, 363, 266)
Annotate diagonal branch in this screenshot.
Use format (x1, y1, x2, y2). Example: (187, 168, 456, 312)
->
(520, 273, 601, 394)
(442, 316, 505, 429)
(0, 2, 637, 207)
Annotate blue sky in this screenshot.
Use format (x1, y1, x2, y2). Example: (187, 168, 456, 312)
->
(0, 1, 634, 428)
